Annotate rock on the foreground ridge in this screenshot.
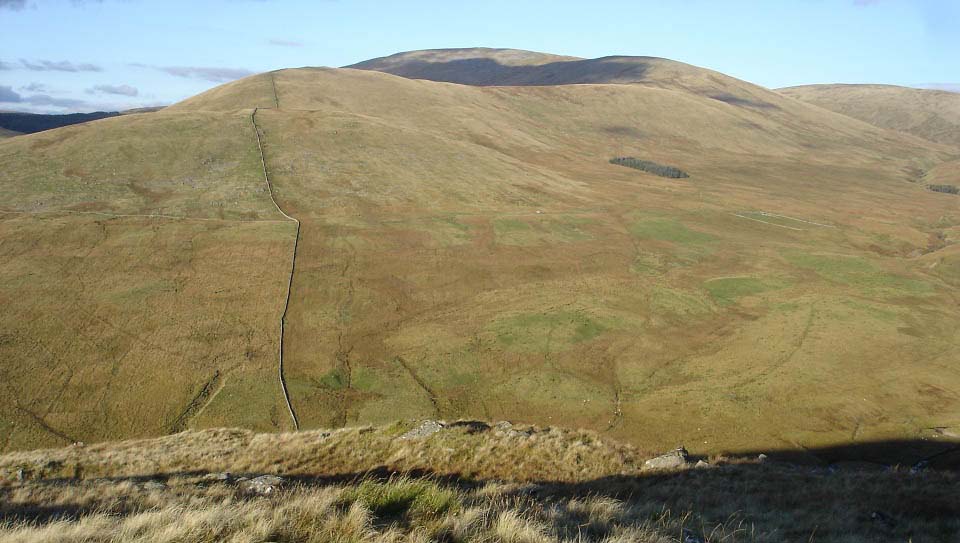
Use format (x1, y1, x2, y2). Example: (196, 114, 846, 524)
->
(643, 447, 691, 470)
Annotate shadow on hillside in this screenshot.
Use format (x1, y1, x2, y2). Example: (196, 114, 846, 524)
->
(722, 437, 960, 470)
(2, 438, 957, 527)
(353, 56, 780, 110)
(356, 56, 653, 87)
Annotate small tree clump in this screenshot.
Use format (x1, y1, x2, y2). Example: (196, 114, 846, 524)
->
(927, 184, 959, 195)
(610, 157, 689, 179)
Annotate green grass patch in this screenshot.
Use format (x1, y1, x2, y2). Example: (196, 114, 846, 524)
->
(784, 252, 934, 296)
(191, 371, 282, 432)
(649, 285, 713, 315)
(426, 216, 472, 245)
(630, 218, 715, 244)
(494, 218, 530, 234)
(841, 299, 901, 323)
(319, 368, 349, 390)
(704, 276, 788, 305)
(491, 310, 608, 352)
(351, 367, 379, 392)
(549, 216, 594, 241)
(340, 477, 460, 519)
(107, 279, 177, 303)
(494, 215, 595, 245)
(630, 251, 668, 275)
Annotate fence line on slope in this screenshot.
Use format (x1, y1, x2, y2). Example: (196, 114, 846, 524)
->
(252, 107, 300, 431)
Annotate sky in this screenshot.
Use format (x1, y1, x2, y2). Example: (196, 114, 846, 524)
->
(1, 0, 958, 113)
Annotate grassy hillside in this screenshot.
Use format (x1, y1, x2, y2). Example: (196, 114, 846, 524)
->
(779, 84, 960, 148)
(0, 127, 21, 139)
(0, 422, 958, 542)
(0, 106, 298, 451)
(927, 158, 960, 187)
(1, 53, 959, 462)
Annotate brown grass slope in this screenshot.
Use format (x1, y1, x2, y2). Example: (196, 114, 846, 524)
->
(0, 104, 298, 451)
(0, 422, 958, 542)
(779, 84, 960, 148)
(2, 55, 960, 460)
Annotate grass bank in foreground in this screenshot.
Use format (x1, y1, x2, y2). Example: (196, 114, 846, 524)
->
(0, 421, 957, 542)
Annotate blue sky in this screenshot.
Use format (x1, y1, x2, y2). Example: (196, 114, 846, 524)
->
(1, 0, 957, 113)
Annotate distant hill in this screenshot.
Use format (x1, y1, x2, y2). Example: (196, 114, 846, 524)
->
(0, 127, 21, 139)
(0, 111, 120, 135)
(779, 84, 960, 148)
(346, 47, 579, 84)
(348, 48, 791, 112)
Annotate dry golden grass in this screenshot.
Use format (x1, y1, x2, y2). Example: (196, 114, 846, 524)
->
(0, 423, 957, 542)
(779, 84, 960, 148)
(0, 422, 648, 482)
(2, 51, 960, 460)
(0, 479, 751, 543)
(0, 215, 297, 451)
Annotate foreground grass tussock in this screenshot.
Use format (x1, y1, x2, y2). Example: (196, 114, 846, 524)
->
(0, 421, 648, 483)
(0, 422, 958, 542)
(0, 476, 762, 543)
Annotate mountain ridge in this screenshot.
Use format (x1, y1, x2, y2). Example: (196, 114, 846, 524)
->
(779, 83, 960, 148)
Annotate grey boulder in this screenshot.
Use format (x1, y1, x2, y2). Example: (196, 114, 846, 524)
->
(643, 447, 690, 470)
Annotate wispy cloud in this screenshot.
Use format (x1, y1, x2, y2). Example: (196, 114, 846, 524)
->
(87, 84, 139, 97)
(132, 64, 254, 82)
(853, 0, 881, 6)
(21, 82, 48, 92)
(1, 0, 106, 9)
(0, 60, 16, 70)
(268, 38, 304, 47)
(24, 94, 89, 108)
(0, 0, 27, 10)
(0, 85, 89, 108)
(0, 85, 21, 102)
(19, 59, 103, 72)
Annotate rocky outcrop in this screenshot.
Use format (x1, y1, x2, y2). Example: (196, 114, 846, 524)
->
(643, 447, 690, 471)
(399, 420, 445, 439)
(239, 474, 285, 495)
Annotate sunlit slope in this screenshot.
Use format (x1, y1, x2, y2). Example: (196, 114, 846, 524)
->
(164, 72, 279, 114)
(245, 68, 959, 453)
(779, 84, 960, 148)
(927, 158, 960, 186)
(0, 106, 297, 451)
(0, 110, 281, 218)
(2, 62, 959, 455)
